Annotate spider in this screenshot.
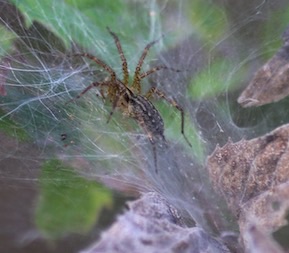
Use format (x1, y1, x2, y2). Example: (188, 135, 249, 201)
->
(68, 27, 192, 172)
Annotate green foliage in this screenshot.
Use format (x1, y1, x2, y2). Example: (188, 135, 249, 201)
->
(0, 25, 16, 56)
(35, 159, 113, 239)
(261, 6, 289, 59)
(187, 59, 242, 99)
(10, 0, 152, 54)
(0, 110, 30, 141)
(156, 103, 205, 163)
(187, 0, 227, 43)
(64, 0, 131, 29)
(10, 0, 101, 48)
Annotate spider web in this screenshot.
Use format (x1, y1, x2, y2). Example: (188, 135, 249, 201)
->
(1, 0, 289, 252)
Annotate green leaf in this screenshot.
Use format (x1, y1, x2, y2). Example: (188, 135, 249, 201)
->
(187, 59, 242, 99)
(156, 103, 205, 163)
(10, 0, 100, 48)
(0, 110, 30, 141)
(187, 0, 227, 43)
(65, 0, 128, 27)
(36, 159, 113, 239)
(261, 5, 289, 59)
(0, 25, 16, 56)
(10, 0, 151, 54)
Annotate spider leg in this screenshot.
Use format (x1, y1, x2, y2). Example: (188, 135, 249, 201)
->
(105, 78, 136, 123)
(106, 89, 122, 124)
(98, 88, 106, 101)
(151, 140, 158, 173)
(145, 87, 192, 147)
(132, 37, 163, 93)
(74, 52, 132, 115)
(107, 27, 130, 86)
(66, 78, 122, 124)
(66, 81, 104, 105)
(73, 53, 117, 81)
(140, 65, 181, 79)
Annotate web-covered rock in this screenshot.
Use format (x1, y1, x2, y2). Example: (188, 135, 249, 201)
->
(81, 192, 230, 253)
(207, 124, 289, 252)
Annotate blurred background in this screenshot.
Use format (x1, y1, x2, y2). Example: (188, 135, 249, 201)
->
(1, 0, 289, 252)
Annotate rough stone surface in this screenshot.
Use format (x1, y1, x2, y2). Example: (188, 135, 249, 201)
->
(81, 192, 230, 253)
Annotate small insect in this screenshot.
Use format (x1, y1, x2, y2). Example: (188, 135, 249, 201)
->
(68, 27, 191, 172)
(61, 133, 67, 141)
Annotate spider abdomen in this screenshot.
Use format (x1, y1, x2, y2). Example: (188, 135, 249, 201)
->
(128, 94, 165, 142)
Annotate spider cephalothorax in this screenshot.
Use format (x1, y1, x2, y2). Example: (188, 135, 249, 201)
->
(68, 27, 191, 172)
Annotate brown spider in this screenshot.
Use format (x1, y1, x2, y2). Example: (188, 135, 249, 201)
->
(68, 27, 191, 172)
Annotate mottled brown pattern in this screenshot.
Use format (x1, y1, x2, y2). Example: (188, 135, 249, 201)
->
(207, 124, 289, 250)
(238, 25, 289, 107)
(207, 124, 289, 214)
(83, 193, 230, 253)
